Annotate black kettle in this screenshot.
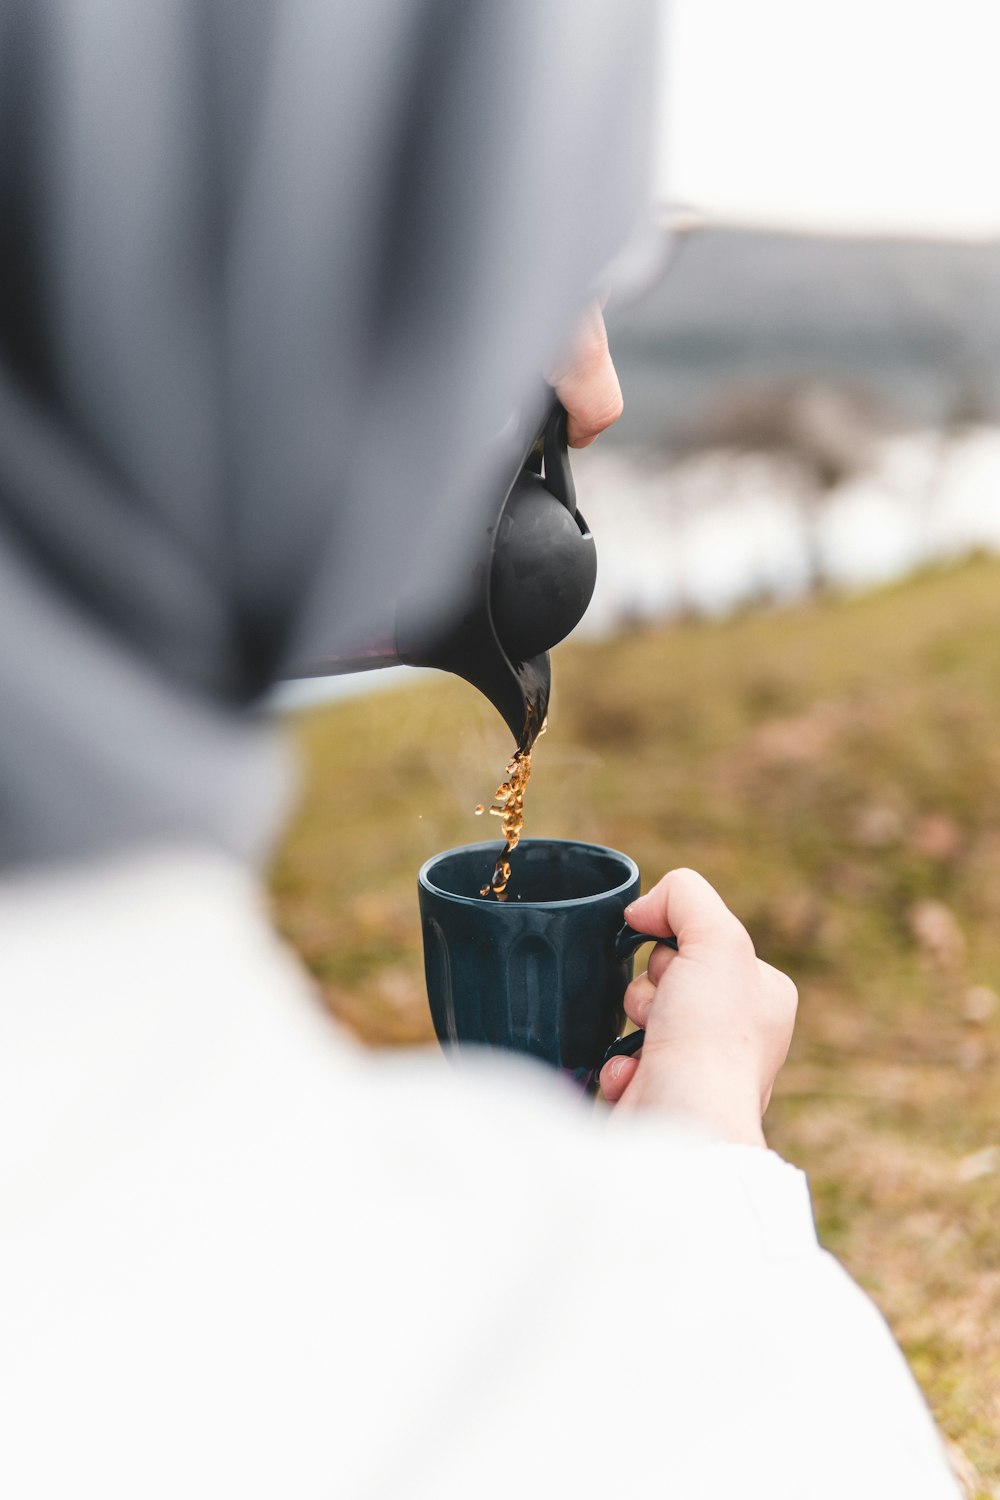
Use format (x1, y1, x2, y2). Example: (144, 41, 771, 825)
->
(291, 402, 597, 752)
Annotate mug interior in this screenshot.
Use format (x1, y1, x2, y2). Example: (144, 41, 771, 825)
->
(421, 839, 637, 906)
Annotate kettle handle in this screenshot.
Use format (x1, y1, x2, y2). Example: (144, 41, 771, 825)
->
(541, 401, 577, 517)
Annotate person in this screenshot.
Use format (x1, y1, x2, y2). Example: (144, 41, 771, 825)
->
(0, 3, 962, 1495)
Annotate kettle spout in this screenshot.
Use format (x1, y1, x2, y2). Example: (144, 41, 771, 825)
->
(397, 592, 551, 752)
(478, 652, 550, 754)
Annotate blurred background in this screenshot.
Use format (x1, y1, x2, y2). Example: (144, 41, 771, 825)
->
(271, 2, 1000, 1490)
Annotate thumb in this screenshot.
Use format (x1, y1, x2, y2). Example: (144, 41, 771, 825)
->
(625, 868, 751, 955)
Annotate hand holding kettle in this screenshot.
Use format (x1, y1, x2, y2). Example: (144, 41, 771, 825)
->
(292, 303, 625, 750)
(548, 300, 624, 449)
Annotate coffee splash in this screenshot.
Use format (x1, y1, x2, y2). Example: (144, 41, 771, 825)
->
(475, 712, 546, 899)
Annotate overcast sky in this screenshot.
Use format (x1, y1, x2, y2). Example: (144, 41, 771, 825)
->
(661, 0, 1000, 237)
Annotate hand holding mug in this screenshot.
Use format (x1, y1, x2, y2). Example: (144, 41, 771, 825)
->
(599, 868, 798, 1147)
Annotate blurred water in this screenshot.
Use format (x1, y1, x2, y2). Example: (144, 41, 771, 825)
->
(604, 228, 1000, 450)
(273, 423, 1000, 712)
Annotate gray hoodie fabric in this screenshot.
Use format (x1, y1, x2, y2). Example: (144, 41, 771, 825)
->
(0, 0, 657, 869)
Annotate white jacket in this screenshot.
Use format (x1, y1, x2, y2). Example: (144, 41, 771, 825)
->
(0, 851, 959, 1498)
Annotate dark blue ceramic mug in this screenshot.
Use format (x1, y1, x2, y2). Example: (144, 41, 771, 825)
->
(418, 838, 670, 1086)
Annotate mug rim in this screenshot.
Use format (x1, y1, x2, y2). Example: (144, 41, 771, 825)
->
(418, 837, 639, 910)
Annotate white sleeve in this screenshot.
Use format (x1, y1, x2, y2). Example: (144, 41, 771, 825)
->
(583, 1141, 962, 1499)
(331, 1054, 962, 1499)
(0, 861, 962, 1500)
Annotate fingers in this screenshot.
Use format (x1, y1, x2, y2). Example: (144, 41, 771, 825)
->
(547, 303, 623, 448)
(646, 942, 678, 988)
(760, 959, 799, 1019)
(625, 868, 753, 957)
(605, 939, 681, 1101)
(599, 1051, 639, 1103)
(603, 868, 799, 1144)
(623, 972, 656, 1029)
(619, 943, 678, 1033)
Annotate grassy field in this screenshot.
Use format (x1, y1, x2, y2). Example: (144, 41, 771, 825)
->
(271, 556, 1000, 1494)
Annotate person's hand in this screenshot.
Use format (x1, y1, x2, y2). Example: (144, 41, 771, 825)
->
(598, 869, 798, 1147)
(547, 302, 623, 448)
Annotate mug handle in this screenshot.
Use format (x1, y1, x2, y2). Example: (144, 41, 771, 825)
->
(600, 926, 679, 1074)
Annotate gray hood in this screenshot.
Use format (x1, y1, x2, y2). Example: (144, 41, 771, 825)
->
(0, 0, 658, 870)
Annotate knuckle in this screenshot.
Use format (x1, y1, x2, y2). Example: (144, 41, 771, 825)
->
(570, 390, 623, 444)
(597, 386, 624, 427)
(781, 979, 799, 1024)
(761, 961, 798, 1007)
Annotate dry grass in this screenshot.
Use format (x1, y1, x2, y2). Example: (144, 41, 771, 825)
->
(271, 555, 1000, 1492)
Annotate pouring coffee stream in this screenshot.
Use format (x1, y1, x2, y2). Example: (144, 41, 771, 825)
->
(474, 724, 543, 898)
(290, 401, 594, 746)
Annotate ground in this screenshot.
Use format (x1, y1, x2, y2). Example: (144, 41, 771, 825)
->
(271, 555, 1000, 1494)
